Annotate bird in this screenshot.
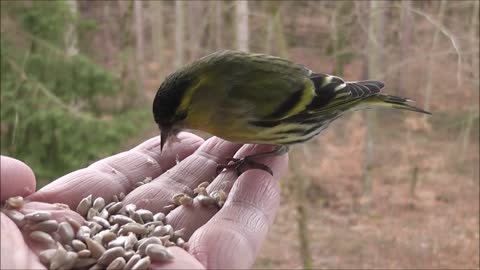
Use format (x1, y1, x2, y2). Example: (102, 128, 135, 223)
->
(153, 50, 430, 175)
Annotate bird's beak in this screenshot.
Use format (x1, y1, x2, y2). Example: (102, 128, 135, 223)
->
(160, 127, 171, 152)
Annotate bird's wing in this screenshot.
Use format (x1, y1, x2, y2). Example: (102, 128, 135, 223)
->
(207, 51, 316, 121)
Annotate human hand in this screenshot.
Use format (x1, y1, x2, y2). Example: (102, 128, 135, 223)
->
(1, 132, 288, 269)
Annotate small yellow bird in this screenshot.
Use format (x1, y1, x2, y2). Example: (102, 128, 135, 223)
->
(153, 50, 430, 174)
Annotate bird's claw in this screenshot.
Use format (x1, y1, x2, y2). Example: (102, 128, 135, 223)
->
(216, 157, 273, 176)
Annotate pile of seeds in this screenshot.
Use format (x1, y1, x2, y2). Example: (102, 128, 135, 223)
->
(2, 179, 229, 270)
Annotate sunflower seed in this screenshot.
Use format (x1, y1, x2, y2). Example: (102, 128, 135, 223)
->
(150, 225, 169, 237)
(125, 204, 137, 216)
(88, 222, 103, 236)
(198, 181, 210, 189)
(100, 231, 117, 245)
(30, 219, 58, 233)
(143, 176, 153, 183)
(210, 190, 227, 203)
(76, 195, 92, 217)
(29, 230, 55, 245)
(124, 250, 135, 261)
(88, 263, 103, 270)
(50, 244, 68, 270)
(146, 244, 174, 261)
(113, 194, 119, 202)
(74, 257, 97, 268)
(163, 224, 174, 238)
(119, 192, 126, 201)
(98, 208, 109, 220)
(64, 244, 74, 251)
(172, 193, 185, 205)
(58, 221, 74, 244)
(77, 249, 91, 258)
(124, 254, 141, 270)
(86, 208, 99, 221)
(108, 202, 123, 215)
(2, 209, 25, 227)
(146, 158, 155, 165)
(198, 194, 216, 206)
(110, 215, 135, 225)
(61, 251, 78, 270)
(105, 256, 126, 270)
(86, 237, 106, 259)
(193, 186, 208, 196)
(132, 212, 144, 224)
(92, 197, 105, 211)
(164, 240, 176, 247)
(176, 237, 186, 248)
(65, 217, 82, 231)
(122, 223, 147, 235)
(39, 249, 57, 265)
(6, 196, 24, 209)
(173, 228, 186, 240)
(124, 233, 138, 250)
(71, 239, 87, 251)
(143, 221, 164, 228)
(92, 216, 110, 229)
(104, 201, 116, 210)
(179, 196, 193, 206)
(136, 209, 153, 223)
(97, 246, 125, 266)
(110, 223, 120, 234)
(108, 235, 127, 249)
(131, 256, 151, 270)
(24, 211, 51, 222)
(137, 237, 162, 256)
(152, 212, 165, 222)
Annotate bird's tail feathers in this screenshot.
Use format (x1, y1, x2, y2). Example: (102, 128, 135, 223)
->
(361, 94, 432, 114)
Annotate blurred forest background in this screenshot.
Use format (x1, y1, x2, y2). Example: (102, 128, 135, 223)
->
(1, 0, 478, 269)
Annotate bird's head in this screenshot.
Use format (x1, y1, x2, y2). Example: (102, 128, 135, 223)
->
(152, 73, 193, 151)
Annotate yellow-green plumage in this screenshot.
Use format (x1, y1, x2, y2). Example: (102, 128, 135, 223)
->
(153, 50, 430, 148)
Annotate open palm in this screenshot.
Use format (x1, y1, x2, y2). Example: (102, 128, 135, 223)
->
(1, 133, 288, 269)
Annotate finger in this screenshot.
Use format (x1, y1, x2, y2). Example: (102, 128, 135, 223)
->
(121, 137, 242, 213)
(165, 144, 284, 240)
(1, 213, 45, 269)
(27, 133, 203, 208)
(151, 247, 205, 269)
(187, 153, 288, 269)
(0, 156, 36, 202)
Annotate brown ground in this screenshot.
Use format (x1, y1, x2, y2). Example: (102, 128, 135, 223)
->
(252, 112, 479, 269)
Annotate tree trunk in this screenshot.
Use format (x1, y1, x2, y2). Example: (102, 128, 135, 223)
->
(235, 0, 249, 52)
(214, 1, 223, 50)
(362, 0, 385, 207)
(134, 0, 145, 93)
(65, 0, 78, 57)
(396, 0, 413, 95)
(175, 0, 185, 67)
(423, 0, 447, 120)
(150, 0, 164, 77)
(460, 0, 479, 175)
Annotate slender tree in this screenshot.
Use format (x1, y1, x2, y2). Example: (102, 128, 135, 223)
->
(235, 0, 249, 52)
(175, 0, 185, 67)
(134, 0, 145, 92)
(362, 0, 385, 206)
(65, 0, 78, 57)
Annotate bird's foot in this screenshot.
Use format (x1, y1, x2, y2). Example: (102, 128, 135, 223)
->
(216, 157, 273, 176)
